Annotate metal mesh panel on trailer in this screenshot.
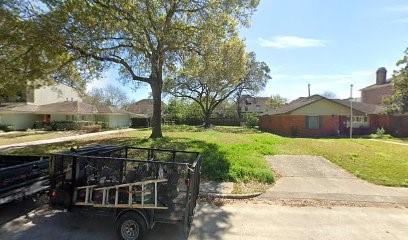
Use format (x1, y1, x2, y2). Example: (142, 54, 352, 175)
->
(50, 145, 201, 227)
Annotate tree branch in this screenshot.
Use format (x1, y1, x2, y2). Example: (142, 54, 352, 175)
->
(68, 44, 151, 83)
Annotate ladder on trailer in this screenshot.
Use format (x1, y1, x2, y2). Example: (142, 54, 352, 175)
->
(73, 179, 168, 209)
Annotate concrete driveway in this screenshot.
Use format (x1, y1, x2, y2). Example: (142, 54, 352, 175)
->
(259, 155, 408, 205)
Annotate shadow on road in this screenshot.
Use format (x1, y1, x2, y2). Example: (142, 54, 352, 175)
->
(0, 198, 232, 240)
(189, 203, 233, 240)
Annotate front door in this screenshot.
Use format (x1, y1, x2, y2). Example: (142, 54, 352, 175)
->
(338, 116, 348, 136)
(43, 114, 51, 124)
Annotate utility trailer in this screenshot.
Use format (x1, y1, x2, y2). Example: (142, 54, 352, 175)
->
(49, 145, 202, 240)
(0, 155, 49, 205)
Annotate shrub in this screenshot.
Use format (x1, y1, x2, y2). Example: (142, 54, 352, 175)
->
(49, 121, 80, 131)
(81, 124, 102, 133)
(370, 127, 392, 139)
(376, 127, 385, 137)
(0, 124, 13, 132)
(243, 113, 259, 128)
(33, 121, 45, 129)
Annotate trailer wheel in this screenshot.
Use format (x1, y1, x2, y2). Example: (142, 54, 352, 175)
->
(116, 212, 146, 240)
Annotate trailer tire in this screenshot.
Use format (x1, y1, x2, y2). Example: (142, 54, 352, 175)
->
(116, 212, 147, 240)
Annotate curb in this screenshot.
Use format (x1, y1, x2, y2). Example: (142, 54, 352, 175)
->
(200, 192, 263, 199)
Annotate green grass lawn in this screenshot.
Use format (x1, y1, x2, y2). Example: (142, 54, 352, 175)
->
(6, 126, 408, 187)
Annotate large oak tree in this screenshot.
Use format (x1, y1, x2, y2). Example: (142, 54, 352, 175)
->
(165, 29, 270, 127)
(15, 0, 259, 138)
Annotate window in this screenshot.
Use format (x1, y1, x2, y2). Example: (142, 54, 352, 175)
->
(350, 115, 369, 128)
(307, 116, 320, 129)
(244, 106, 248, 112)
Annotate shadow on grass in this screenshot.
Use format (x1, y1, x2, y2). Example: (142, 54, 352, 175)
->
(121, 137, 232, 181)
(5, 135, 232, 182)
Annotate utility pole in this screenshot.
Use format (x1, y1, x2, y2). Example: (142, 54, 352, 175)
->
(350, 84, 353, 139)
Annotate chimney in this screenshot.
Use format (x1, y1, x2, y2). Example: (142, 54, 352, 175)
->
(376, 67, 387, 85)
(308, 83, 311, 97)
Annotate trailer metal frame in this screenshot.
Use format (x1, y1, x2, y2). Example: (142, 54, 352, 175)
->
(49, 145, 201, 240)
(0, 155, 49, 205)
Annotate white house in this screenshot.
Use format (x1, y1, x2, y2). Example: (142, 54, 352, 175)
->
(0, 83, 142, 130)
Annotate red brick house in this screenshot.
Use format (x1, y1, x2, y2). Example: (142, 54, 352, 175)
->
(360, 67, 394, 105)
(259, 95, 385, 137)
(127, 99, 166, 117)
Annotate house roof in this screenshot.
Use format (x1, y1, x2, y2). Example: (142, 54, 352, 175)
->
(127, 99, 166, 116)
(37, 101, 98, 114)
(266, 95, 384, 116)
(239, 95, 270, 104)
(95, 105, 148, 118)
(0, 103, 39, 113)
(360, 81, 392, 91)
(331, 99, 385, 114)
(268, 95, 323, 115)
(129, 99, 166, 107)
(1, 101, 150, 117)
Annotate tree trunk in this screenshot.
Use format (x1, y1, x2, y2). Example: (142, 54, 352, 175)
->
(203, 111, 211, 128)
(149, 54, 163, 138)
(150, 81, 163, 138)
(236, 89, 243, 120)
(237, 97, 242, 120)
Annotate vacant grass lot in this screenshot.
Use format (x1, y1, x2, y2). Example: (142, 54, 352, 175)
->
(6, 126, 408, 187)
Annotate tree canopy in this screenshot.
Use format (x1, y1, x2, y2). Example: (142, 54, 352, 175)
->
(165, 29, 249, 127)
(267, 94, 287, 109)
(5, 0, 259, 137)
(235, 52, 271, 118)
(386, 49, 408, 113)
(0, 2, 86, 101)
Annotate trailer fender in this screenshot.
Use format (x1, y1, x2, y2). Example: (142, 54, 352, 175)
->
(115, 209, 150, 229)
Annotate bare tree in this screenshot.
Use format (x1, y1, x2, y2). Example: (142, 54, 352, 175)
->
(321, 91, 337, 99)
(85, 85, 129, 108)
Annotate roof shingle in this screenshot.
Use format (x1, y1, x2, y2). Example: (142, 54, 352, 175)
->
(265, 95, 385, 115)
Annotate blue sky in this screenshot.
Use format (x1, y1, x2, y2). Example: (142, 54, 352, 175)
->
(87, 0, 408, 101)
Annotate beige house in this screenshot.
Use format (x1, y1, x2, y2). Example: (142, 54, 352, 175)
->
(0, 83, 137, 130)
(239, 95, 270, 115)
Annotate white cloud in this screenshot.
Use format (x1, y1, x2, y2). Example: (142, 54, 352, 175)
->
(258, 36, 326, 49)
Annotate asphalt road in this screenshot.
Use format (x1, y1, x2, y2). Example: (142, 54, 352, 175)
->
(1, 200, 408, 240)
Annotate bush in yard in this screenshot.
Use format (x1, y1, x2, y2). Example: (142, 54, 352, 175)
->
(50, 121, 80, 131)
(370, 127, 391, 139)
(165, 98, 202, 125)
(243, 113, 259, 128)
(0, 124, 13, 132)
(376, 128, 386, 137)
(81, 124, 102, 133)
(33, 121, 46, 129)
